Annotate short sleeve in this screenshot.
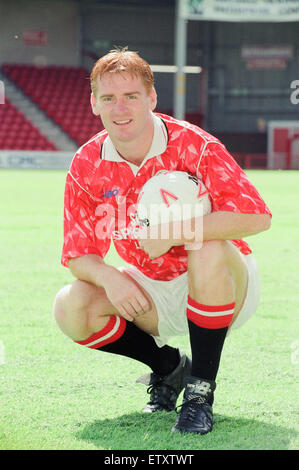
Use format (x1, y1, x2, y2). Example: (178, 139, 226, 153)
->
(200, 143, 272, 217)
(61, 172, 111, 267)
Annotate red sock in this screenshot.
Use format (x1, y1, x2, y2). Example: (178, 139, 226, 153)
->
(74, 315, 179, 376)
(75, 316, 126, 349)
(187, 296, 235, 329)
(186, 296, 235, 381)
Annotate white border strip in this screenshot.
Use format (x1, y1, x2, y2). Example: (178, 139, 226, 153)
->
(150, 65, 202, 74)
(0, 150, 74, 170)
(84, 316, 121, 348)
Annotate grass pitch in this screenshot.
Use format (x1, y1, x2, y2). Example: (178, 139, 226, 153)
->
(0, 169, 298, 451)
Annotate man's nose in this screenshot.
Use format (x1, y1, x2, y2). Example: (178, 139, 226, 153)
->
(114, 98, 128, 114)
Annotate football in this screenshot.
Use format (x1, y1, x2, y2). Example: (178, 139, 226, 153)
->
(136, 170, 211, 228)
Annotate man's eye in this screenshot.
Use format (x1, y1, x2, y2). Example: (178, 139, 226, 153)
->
(128, 94, 137, 100)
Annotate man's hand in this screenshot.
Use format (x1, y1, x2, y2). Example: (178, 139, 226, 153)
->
(68, 254, 151, 322)
(138, 237, 173, 259)
(102, 268, 151, 322)
(136, 225, 174, 259)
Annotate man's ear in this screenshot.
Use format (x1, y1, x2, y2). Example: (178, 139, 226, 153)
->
(90, 93, 100, 116)
(150, 87, 157, 111)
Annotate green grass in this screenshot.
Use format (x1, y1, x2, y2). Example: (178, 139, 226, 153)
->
(0, 169, 298, 450)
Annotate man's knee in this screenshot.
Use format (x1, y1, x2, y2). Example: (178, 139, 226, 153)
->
(199, 240, 228, 264)
(52, 280, 94, 338)
(187, 240, 235, 297)
(187, 240, 248, 309)
(188, 240, 229, 278)
(53, 284, 69, 323)
(54, 279, 96, 311)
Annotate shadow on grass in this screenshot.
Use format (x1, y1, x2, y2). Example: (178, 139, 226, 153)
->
(75, 411, 297, 450)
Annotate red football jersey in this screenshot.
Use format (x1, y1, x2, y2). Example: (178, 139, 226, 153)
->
(61, 113, 271, 280)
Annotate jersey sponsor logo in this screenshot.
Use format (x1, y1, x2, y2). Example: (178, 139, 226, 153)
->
(112, 211, 140, 240)
(103, 189, 119, 198)
(94, 197, 204, 248)
(95, 202, 141, 241)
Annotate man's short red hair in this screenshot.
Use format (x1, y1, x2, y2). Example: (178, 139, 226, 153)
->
(90, 46, 154, 96)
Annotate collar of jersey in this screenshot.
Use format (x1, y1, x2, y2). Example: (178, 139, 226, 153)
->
(101, 113, 168, 175)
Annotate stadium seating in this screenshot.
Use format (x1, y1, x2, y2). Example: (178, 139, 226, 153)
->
(0, 97, 57, 150)
(2, 64, 103, 147)
(2, 64, 206, 149)
(1, 64, 265, 167)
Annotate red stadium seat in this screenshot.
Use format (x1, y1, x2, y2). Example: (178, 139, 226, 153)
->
(2, 63, 100, 147)
(0, 95, 58, 150)
(2, 63, 200, 150)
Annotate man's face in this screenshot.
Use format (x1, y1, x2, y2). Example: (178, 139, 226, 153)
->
(91, 72, 157, 148)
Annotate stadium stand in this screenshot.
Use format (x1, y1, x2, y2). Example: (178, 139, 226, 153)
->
(2, 64, 103, 148)
(0, 96, 57, 150)
(0, 64, 266, 167)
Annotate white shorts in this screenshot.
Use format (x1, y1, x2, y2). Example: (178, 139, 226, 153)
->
(119, 254, 260, 347)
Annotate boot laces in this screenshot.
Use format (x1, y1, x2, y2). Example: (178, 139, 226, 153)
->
(147, 380, 176, 406)
(175, 395, 207, 421)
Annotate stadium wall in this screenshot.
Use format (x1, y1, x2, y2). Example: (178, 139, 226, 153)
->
(80, 2, 202, 115)
(1, 0, 299, 158)
(80, 3, 299, 141)
(0, 0, 80, 66)
(204, 21, 299, 134)
(0, 150, 73, 169)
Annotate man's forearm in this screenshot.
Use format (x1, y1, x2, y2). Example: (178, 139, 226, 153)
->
(68, 254, 117, 288)
(202, 211, 271, 241)
(169, 211, 271, 246)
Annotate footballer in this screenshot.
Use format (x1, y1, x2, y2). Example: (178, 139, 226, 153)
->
(53, 47, 272, 435)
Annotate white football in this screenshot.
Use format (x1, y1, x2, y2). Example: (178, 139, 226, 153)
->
(136, 170, 211, 228)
